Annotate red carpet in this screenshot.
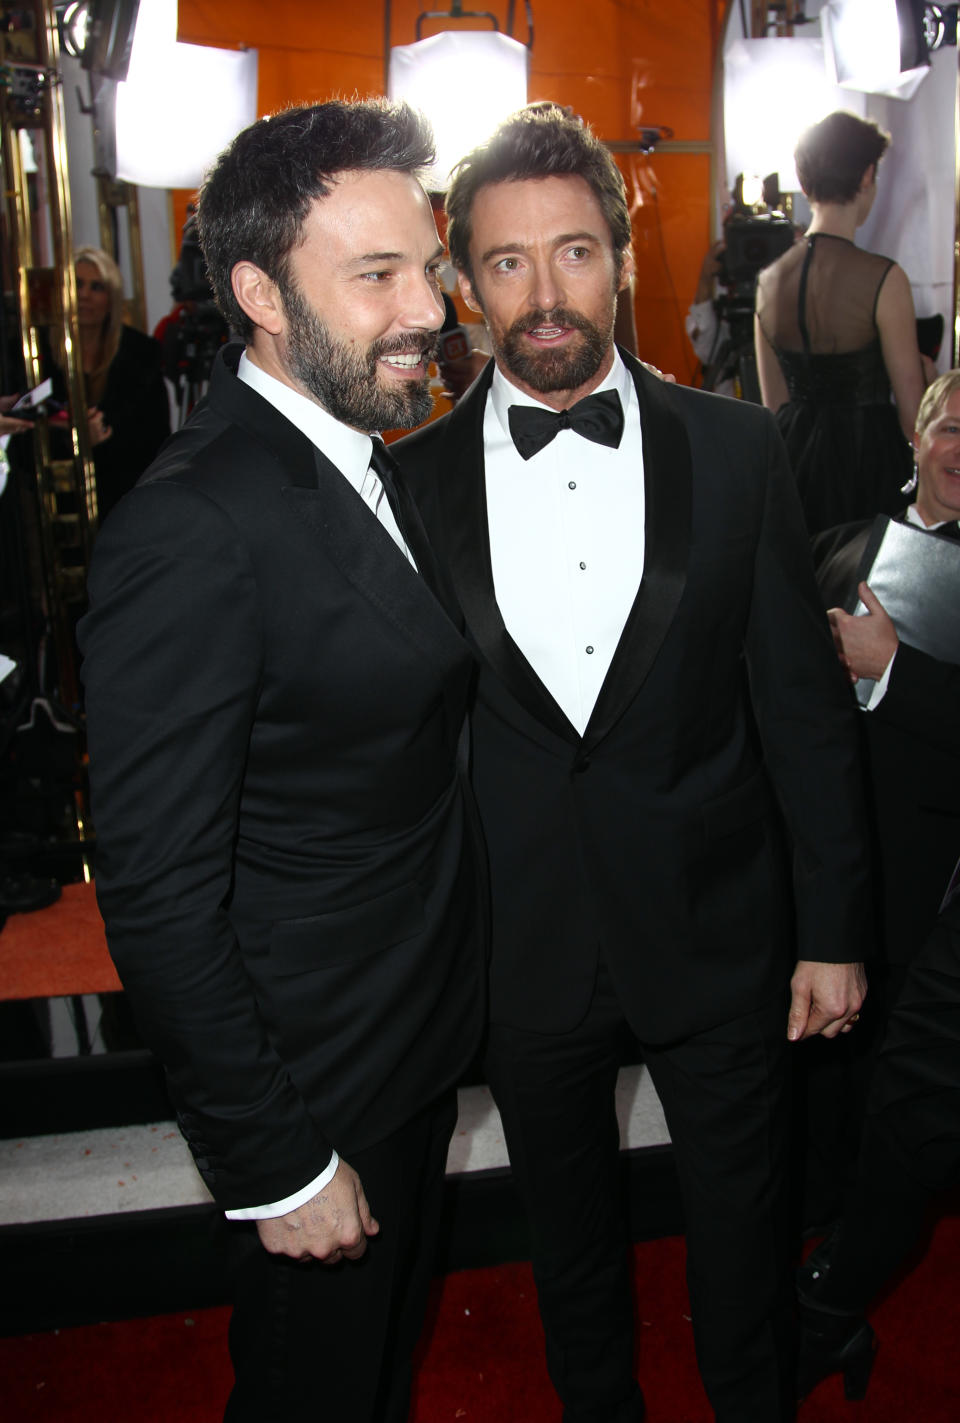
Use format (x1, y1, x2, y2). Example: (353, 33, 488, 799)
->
(0, 880, 120, 1000)
(4, 1221, 959, 1421)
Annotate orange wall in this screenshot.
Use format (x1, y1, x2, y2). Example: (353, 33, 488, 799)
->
(177, 1, 724, 382)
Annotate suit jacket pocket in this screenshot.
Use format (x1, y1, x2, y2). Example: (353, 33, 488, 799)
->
(270, 882, 424, 975)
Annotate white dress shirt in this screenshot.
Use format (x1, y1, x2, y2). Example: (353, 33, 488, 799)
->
(484, 352, 644, 735)
(224, 354, 413, 1221)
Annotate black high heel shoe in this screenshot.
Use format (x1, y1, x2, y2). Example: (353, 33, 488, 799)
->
(797, 1237, 877, 1401)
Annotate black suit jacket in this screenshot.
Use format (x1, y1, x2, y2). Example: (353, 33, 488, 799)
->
(813, 515, 960, 963)
(79, 346, 485, 1210)
(394, 353, 871, 1043)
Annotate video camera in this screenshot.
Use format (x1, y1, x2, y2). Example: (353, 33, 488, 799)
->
(716, 175, 794, 318)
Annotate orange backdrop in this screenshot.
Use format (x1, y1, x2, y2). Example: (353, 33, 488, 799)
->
(177, 0, 726, 383)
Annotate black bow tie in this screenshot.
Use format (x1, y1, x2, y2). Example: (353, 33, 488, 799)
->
(507, 389, 624, 461)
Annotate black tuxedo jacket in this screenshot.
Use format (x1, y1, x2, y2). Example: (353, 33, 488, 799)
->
(813, 514, 960, 963)
(393, 353, 870, 1042)
(79, 346, 485, 1210)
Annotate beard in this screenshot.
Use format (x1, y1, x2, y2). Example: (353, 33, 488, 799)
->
(279, 281, 436, 431)
(491, 304, 614, 395)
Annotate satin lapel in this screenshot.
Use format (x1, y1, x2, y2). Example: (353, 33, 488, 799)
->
(582, 355, 691, 753)
(436, 367, 580, 745)
(286, 449, 468, 673)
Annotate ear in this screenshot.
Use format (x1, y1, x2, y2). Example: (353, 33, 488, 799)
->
(231, 261, 285, 337)
(458, 270, 483, 316)
(618, 246, 636, 292)
(859, 163, 877, 193)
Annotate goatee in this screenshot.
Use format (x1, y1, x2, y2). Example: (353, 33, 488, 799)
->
(496, 306, 611, 395)
(280, 282, 436, 431)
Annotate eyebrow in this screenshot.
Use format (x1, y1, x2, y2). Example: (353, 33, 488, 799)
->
(345, 243, 444, 269)
(479, 230, 603, 264)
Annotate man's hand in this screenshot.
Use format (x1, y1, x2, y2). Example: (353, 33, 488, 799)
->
(787, 960, 867, 1041)
(827, 582, 898, 683)
(639, 361, 678, 385)
(255, 1159, 379, 1264)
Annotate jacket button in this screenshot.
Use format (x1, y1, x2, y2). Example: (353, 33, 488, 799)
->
(573, 758, 591, 774)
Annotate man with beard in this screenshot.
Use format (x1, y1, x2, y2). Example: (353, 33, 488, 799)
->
(78, 101, 485, 1423)
(392, 105, 870, 1422)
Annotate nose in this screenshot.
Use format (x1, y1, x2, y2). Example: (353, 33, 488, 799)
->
(401, 272, 445, 332)
(529, 259, 562, 315)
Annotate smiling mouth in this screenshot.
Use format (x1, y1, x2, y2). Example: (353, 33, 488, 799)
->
(527, 324, 569, 342)
(379, 352, 426, 370)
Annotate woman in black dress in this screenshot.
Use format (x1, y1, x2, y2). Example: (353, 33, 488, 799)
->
(56, 246, 170, 523)
(754, 111, 926, 534)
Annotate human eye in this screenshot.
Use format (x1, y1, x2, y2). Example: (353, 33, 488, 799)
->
(492, 255, 521, 273)
(359, 269, 393, 284)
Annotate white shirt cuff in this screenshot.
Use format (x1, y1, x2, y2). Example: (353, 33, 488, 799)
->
(865, 647, 897, 710)
(224, 1150, 340, 1220)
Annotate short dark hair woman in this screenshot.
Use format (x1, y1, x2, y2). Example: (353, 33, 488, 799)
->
(754, 111, 926, 534)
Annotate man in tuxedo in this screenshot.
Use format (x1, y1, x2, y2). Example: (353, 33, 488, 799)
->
(803, 371, 960, 1219)
(78, 101, 484, 1423)
(392, 105, 870, 1422)
(816, 369, 960, 983)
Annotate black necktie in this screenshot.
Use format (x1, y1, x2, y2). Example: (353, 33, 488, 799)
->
(368, 437, 410, 546)
(507, 389, 624, 461)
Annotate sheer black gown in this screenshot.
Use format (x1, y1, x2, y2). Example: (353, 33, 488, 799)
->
(756, 233, 912, 534)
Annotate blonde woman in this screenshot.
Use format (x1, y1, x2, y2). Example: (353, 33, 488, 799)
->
(53, 246, 170, 522)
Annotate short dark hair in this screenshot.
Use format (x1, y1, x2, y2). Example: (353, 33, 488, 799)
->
(794, 110, 891, 205)
(197, 99, 435, 340)
(445, 103, 631, 284)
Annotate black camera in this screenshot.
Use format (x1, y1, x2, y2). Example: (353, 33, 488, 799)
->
(718, 211, 795, 290)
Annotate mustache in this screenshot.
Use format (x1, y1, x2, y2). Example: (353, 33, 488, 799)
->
(370, 331, 439, 363)
(509, 307, 595, 336)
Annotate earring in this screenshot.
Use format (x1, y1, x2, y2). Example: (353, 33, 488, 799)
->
(901, 462, 918, 495)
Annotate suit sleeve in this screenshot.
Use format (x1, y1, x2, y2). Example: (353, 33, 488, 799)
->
(872, 642, 960, 752)
(79, 479, 332, 1210)
(743, 413, 873, 964)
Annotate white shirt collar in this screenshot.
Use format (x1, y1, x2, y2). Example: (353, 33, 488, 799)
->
(904, 503, 959, 534)
(489, 348, 634, 444)
(237, 350, 376, 492)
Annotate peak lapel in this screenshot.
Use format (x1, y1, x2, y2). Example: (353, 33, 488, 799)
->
(286, 449, 468, 674)
(582, 355, 691, 752)
(210, 349, 467, 673)
(435, 369, 580, 745)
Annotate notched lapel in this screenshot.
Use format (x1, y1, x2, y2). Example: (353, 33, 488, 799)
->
(436, 374, 579, 745)
(285, 449, 468, 674)
(583, 358, 691, 752)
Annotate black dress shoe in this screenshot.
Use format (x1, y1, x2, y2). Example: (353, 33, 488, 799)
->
(797, 1237, 876, 1401)
(797, 1297, 876, 1400)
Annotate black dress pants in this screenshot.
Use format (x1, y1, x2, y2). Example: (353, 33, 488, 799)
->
(485, 968, 795, 1423)
(824, 910, 960, 1313)
(223, 1091, 457, 1423)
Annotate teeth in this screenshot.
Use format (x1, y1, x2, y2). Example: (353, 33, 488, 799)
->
(381, 353, 422, 368)
(531, 326, 564, 338)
